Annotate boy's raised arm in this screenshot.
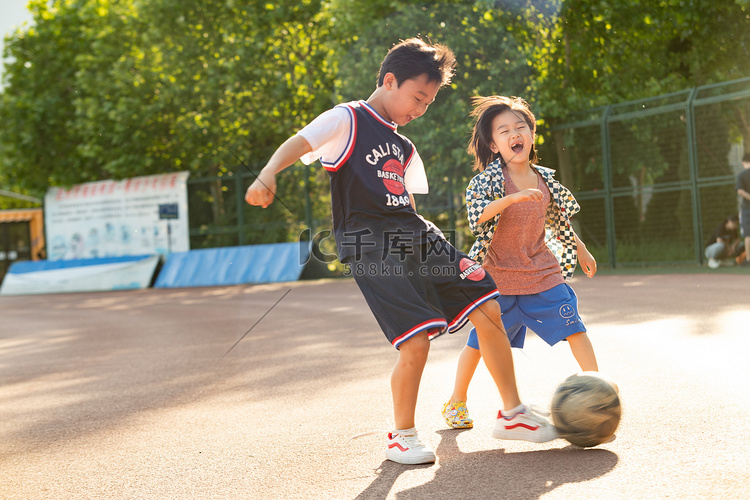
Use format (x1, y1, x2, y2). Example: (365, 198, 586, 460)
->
(245, 134, 313, 208)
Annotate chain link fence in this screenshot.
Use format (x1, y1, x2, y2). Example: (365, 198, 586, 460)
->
(185, 76, 750, 270)
(544, 76, 750, 267)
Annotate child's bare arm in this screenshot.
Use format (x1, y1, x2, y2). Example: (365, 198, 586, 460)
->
(245, 135, 313, 208)
(573, 230, 597, 278)
(476, 189, 544, 224)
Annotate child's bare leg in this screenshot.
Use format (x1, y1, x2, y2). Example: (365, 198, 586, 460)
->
(391, 331, 430, 430)
(449, 345, 481, 404)
(566, 331, 598, 372)
(468, 300, 521, 411)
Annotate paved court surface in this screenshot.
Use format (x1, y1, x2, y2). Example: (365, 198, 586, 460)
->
(1, 274, 749, 499)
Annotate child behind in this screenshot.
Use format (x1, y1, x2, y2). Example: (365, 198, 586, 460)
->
(737, 153, 750, 266)
(246, 43, 557, 465)
(443, 95, 601, 430)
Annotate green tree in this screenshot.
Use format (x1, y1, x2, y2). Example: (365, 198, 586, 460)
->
(1, 0, 102, 192)
(2, 0, 749, 253)
(0, 0, 339, 245)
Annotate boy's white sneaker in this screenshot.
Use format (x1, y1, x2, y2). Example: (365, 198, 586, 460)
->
(492, 405, 558, 443)
(386, 430, 436, 464)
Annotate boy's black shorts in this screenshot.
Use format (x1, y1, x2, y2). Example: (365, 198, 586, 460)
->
(350, 238, 499, 349)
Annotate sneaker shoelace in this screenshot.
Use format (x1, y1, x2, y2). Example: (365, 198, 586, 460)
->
(399, 433, 424, 449)
(513, 405, 551, 427)
(526, 404, 550, 418)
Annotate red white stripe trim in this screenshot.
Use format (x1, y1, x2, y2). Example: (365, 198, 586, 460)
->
(505, 422, 539, 431)
(392, 318, 448, 349)
(322, 105, 357, 172)
(359, 101, 397, 130)
(402, 138, 415, 171)
(447, 290, 500, 333)
(387, 441, 409, 452)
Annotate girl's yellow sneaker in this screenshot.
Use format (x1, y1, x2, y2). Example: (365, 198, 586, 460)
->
(442, 401, 473, 429)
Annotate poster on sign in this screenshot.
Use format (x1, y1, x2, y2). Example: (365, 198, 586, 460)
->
(44, 172, 190, 261)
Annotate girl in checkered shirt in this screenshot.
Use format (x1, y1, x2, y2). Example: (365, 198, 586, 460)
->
(442, 95, 602, 430)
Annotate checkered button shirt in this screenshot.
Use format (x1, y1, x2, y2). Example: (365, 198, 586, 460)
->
(466, 159, 581, 280)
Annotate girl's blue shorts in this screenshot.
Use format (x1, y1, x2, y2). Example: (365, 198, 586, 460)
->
(466, 282, 586, 350)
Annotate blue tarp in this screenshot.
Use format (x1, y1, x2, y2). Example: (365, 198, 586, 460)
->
(154, 241, 312, 288)
(8, 255, 154, 273)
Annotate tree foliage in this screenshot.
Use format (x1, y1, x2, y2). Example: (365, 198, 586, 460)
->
(1, 0, 749, 245)
(474, 0, 750, 118)
(1, 0, 335, 186)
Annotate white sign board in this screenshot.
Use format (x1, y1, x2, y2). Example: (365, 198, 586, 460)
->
(44, 172, 190, 260)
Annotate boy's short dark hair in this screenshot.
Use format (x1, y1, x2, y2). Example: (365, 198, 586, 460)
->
(468, 95, 539, 172)
(743, 152, 750, 163)
(377, 38, 456, 88)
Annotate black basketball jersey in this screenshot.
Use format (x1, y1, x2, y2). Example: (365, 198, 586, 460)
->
(324, 101, 438, 262)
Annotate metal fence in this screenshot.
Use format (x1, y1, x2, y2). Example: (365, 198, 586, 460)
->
(185, 161, 330, 252)
(185, 76, 750, 269)
(544, 76, 750, 267)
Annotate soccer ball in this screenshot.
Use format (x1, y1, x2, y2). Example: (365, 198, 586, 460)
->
(550, 372, 621, 447)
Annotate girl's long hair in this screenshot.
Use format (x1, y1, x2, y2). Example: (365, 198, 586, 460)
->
(467, 95, 539, 172)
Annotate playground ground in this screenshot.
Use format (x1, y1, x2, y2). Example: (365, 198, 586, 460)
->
(1, 272, 749, 499)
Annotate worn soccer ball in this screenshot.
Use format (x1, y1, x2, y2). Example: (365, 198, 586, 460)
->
(551, 372, 621, 447)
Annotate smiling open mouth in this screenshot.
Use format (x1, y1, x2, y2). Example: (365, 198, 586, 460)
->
(511, 141, 524, 154)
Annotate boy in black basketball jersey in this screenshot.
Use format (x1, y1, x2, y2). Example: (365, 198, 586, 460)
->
(245, 38, 556, 464)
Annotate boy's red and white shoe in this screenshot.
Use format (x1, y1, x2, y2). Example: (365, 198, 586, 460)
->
(386, 430, 436, 464)
(492, 405, 558, 443)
